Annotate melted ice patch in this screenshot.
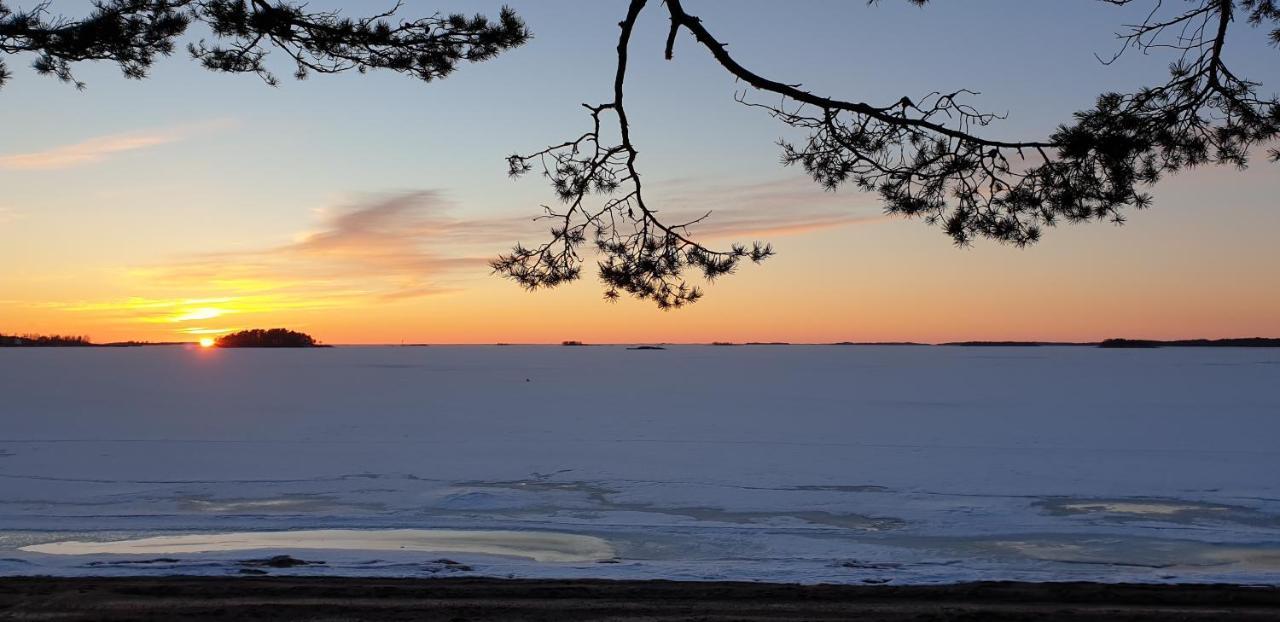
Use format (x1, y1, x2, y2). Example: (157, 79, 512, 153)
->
(21, 529, 614, 563)
(990, 537, 1280, 572)
(1060, 502, 1229, 516)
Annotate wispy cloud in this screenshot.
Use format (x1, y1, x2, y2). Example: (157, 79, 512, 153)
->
(0, 119, 234, 170)
(48, 192, 516, 335)
(655, 175, 888, 240)
(49, 181, 885, 336)
(47, 295, 336, 336)
(53, 297, 239, 325)
(137, 191, 528, 304)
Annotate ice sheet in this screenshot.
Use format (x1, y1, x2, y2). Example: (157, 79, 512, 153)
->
(1, 345, 1277, 583)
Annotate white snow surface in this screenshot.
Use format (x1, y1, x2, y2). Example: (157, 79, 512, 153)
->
(1, 345, 1277, 584)
(22, 529, 613, 562)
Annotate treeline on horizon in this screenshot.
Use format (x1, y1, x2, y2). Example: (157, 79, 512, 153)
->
(5, 333, 1279, 348)
(0, 329, 324, 348)
(1095, 338, 1280, 348)
(833, 338, 1280, 347)
(0, 333, 93, 347)
(560, 338, 1280, 348)
(0, 333, 190, 347)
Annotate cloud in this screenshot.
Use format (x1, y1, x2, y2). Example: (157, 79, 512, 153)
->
(0, 119, 234, 170)
(133, 181, 882, 309)
(47, 192, 516, 335)
(50, 181, 885, 336)
(654, 175, 889, 240)
(136, 191, 530, 305)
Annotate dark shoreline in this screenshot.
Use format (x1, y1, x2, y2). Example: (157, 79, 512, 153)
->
(5, 336, 1280, 348)
(2, 577, 1278, 621)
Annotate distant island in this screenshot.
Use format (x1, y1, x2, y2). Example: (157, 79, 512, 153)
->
(215, 329, 326, 348)
(5, 332, 1279, 348)
(1098, 337, 1280, 348)
(2, 333, 194, 347)
(926, 338, 1280, 348)
(101, 341, 189, 347)
(943, 341, 1044, 347)
(0, 333, 93, 347)
(832, 341, 928, 346)
(939, 341, 1098, 347)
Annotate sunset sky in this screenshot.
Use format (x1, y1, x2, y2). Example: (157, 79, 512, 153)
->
(1, 0, 1277, 344)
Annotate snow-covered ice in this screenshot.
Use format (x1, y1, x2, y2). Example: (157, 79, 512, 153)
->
(1, 345, 1277, 584)
(22, 529, 613, 562)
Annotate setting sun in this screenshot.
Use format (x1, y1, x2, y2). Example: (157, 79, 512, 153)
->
(199, 338, 215, 348)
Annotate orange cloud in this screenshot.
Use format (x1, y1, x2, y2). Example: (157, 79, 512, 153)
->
(139, 191, 529, 303)
(136, 182, 883, 307)
(42, 182, 885, 339)
(0, 119, 234, 170)
(48, 297, 238, 325)
(654, 175, 886, 240)
(40, 193, 517, 336)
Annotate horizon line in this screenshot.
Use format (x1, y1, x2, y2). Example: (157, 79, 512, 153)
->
(7, 336, 1279, 347)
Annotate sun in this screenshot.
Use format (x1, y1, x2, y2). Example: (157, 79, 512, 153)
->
(199, 337, 215, 348)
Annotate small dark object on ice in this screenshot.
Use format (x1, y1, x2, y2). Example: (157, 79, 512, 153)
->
(87, 558, 181, 566)
(837, 560, 900, 570)
(627, 345, 665, 350)
(427, 558, 473, 572)
(240, 555, 324, 568)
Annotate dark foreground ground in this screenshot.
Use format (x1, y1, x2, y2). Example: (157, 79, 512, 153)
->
(2, 577, 1280, 621)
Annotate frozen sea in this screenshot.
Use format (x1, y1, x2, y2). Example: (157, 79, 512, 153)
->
(1, 345, 1277, 584)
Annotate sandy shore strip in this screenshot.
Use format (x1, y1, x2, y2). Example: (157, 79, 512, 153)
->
(0, 577, 1278, 621)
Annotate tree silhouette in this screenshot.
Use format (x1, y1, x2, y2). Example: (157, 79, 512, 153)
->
(215, 328, 318, 347)
(0, 1, 528, 89)
(0, 332, 92, 346)
(494, 0, 1278, 307)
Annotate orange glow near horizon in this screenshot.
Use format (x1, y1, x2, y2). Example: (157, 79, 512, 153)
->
(0, 6, 1277, 349)
(199, 337, 215, 348)
(1, 167, 1277, 345)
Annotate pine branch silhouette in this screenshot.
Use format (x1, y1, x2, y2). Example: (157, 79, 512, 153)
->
(496, 0, 1277, 307)
(0, 1, 529, 89)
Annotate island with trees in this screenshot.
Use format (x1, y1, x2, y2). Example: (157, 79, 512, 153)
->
(1099, 338, 1280, 349)
(1, 334, 199, 347)
(214, 329, 326, 348)
(0, 334, 93, 347)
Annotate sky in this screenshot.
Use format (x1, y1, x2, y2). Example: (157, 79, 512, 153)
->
(1, 0, 1277, 344)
